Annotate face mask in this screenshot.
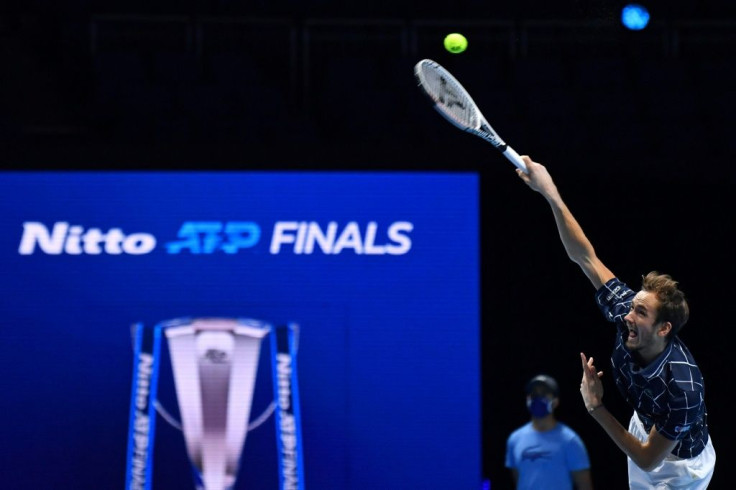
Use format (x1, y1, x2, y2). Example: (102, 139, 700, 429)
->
(526, 396, 553, 418)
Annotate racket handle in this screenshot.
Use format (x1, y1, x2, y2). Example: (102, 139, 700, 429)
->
(503, 146, 528, 174)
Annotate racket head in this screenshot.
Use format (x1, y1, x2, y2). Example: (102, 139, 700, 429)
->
(414, 59, 507, 149)
(414, 59, 482, 129)
(414, 59, 483, 130)
(414, 58, 526, 172)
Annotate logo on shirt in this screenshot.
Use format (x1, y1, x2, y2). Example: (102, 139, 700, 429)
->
(674, 424, 691, 434)
(605, 285, 622, 301)
(521, 445, 551, 462)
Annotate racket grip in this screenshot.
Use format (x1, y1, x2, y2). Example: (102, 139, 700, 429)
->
(503, 146, 528, 174)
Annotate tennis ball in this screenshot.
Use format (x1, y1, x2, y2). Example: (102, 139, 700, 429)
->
(444, 33, 468, 54)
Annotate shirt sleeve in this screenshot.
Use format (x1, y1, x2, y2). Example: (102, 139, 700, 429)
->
(565, 432, 591, 471)
(594, 277, 636, 324)
(504, 433, 517, 469)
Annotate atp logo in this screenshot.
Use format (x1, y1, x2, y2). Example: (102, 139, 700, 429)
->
(166, 222, 260, 254)
(203, 349, 229, 364)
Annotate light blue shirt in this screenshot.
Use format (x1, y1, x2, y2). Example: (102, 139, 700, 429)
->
(505, 422, 590, 490)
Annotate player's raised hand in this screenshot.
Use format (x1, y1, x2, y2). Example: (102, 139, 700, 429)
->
(580, 352, 604, 412)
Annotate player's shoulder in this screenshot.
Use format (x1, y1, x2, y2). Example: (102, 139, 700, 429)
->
(595, 277, 634, 304)
(666, 341, 705, 393)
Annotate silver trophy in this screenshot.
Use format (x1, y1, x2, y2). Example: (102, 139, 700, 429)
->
(164, 318, 271, 490)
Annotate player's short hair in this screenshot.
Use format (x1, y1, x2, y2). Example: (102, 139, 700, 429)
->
(641, 271, 689, 338)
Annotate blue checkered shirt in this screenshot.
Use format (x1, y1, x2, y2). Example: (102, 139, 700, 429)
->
(595, 278, 709, 459)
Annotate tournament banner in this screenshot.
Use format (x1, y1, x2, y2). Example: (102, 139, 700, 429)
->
(0, 171, 480, 489)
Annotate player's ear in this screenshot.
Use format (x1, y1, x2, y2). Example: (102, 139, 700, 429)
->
(658, 321, 672, 337)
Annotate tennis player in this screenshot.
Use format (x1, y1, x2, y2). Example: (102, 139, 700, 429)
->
(516, 155, 715, 489)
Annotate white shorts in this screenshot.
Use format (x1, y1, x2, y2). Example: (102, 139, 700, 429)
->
(627, 412, 716, 489)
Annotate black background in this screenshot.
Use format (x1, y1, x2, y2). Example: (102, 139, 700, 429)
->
(2, 1, 734, 488)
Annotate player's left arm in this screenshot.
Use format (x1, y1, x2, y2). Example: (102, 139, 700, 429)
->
(589, 407, 677, 471)
(581, 353, 677, 471)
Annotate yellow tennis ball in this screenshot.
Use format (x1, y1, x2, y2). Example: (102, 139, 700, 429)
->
(444, 33, 468, 54)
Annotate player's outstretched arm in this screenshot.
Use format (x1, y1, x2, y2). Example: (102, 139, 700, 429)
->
(517, 156, 614, 289)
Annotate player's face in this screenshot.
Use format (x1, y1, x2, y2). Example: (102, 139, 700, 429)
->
(623, 290, 666, 360)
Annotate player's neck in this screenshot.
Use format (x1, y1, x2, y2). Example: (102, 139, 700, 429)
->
(633, 340, 668, 367)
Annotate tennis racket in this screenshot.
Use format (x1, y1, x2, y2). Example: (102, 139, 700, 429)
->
(414, 59, 528, 173)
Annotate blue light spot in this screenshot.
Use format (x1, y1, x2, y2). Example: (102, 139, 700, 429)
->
(621, 4, 650, 31)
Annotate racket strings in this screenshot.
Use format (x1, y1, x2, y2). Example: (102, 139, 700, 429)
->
(417, 64, 479, 129)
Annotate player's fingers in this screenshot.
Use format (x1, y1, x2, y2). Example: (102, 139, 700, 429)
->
(588, 356, 595, 368)
(580, 352, 591, 374)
